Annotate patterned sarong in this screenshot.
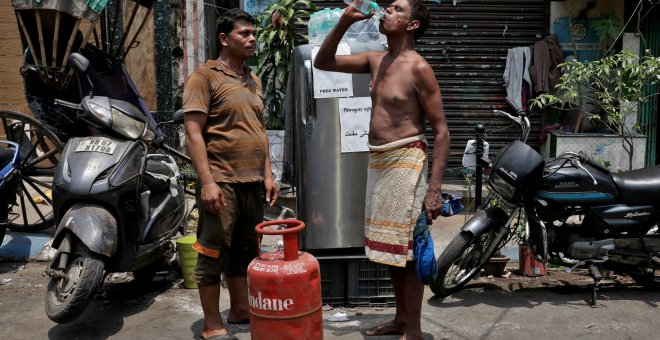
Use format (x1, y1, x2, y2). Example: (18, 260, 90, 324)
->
(364, 135, 427, 267)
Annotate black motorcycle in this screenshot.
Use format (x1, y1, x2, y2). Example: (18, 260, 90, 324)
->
(432, 109, 660, 305)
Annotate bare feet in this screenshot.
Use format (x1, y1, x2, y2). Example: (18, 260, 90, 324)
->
(201, 327, 232, 339)
(365, 320, 406, 336)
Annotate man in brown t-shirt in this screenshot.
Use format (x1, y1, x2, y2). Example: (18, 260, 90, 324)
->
(183, 8, 278, 340)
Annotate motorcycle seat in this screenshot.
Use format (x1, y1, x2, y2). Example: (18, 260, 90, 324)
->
(611, 166, 660, 205)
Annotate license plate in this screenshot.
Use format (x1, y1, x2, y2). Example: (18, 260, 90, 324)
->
(75, 138, 117, 155)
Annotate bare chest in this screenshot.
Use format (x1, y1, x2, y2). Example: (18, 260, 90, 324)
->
(371, 69, 418, 109)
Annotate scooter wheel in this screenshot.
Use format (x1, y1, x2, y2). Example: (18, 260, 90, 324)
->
(45, 242, 105, 323)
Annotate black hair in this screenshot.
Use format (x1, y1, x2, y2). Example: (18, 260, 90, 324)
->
(216, 8, 256, 41)
(408, 0, 430, 41)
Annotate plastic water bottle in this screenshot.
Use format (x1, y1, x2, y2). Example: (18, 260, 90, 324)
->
(319, 8, 333, 38)
(307, 12, 321, 44)
(343, 0, 385, 19)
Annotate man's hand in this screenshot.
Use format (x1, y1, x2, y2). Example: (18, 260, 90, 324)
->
(264, 177, 279, 208)
(423, 190, 443, 224)
(200, 182, 226, 216)
(340, 3, 375, 24)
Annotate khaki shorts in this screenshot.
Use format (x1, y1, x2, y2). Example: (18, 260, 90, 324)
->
(192, 182, 263, 285)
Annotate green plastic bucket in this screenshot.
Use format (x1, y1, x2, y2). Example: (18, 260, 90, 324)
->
(176, 235, 198, 289)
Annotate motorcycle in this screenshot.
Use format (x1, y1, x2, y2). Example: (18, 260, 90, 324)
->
(44, 53, 188, 323)
(0, 141, 20, 246)
(432, 109, 660, 305)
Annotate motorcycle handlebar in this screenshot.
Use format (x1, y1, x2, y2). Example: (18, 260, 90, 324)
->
(577, 151, 610, 173)
(54, 99, 82, 110)
(493, 109, 530, 143)
(160, 143, 192, 163)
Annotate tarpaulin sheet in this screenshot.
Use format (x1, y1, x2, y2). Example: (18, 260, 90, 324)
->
(12, 0, 107, 20)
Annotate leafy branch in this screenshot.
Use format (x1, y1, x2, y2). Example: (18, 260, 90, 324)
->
(531, 49, 660, 170)
(255, 0, 317, 130)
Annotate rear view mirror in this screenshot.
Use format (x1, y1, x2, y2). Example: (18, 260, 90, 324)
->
(170, 110, 184, 124)
(68, 53, 90, 74)
(157, 109, 185, 126)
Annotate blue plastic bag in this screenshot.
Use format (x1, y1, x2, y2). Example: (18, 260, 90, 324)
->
(413, 212, 438, 285)
(441, 193, 464, 217)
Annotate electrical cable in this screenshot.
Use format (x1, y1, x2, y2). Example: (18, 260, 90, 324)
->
(603, 0, 643, 57)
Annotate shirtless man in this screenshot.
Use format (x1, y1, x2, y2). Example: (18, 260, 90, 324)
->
(314, 1, 449, 339)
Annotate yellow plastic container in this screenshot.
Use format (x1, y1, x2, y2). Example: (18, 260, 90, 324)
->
(176, 235, 198, 289)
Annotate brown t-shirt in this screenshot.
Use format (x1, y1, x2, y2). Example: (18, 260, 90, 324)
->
(182, 59, 267, 183)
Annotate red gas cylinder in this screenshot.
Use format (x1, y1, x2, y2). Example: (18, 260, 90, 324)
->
(519, 245, 547, 276)
(247, 219, 323, 340)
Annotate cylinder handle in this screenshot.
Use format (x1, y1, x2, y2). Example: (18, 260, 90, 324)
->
(255, 219, 305, 261)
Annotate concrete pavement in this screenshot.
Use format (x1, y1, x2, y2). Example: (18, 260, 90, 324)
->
(2, 229, 659, 339)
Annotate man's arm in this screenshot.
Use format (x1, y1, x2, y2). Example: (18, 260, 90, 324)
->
(415, 60, 450, 224)
(184, 112, 226, 215)
(313, 6, 374, 74)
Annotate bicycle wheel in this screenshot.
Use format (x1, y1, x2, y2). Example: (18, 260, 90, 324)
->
(0, 110, 63, 232)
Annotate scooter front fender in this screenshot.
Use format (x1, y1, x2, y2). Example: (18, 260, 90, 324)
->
(461, 207, 509, 236)
(53, 203, 118, 257)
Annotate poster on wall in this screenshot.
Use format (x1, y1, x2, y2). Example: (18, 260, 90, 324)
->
(242, 0, 277, 16)
(311, 44, 354, 98)
(339, 97, 372, 153)
(552, 17, 601, 62)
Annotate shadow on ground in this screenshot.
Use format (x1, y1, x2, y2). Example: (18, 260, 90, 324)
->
(428, 270, 660, 310)
(47, 271, 178, 339)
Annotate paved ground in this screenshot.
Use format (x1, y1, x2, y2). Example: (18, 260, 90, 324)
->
(2, 210, 660, 339)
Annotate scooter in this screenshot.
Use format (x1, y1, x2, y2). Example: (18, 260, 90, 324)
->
(44, 53, 187, 323)
(0, 141, 20, 246)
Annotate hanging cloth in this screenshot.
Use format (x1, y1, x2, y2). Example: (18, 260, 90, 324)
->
(503, 46, 532, 112)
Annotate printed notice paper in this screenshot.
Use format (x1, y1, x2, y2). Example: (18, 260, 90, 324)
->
(311, 44, 354, 98)
(339, 97, 372, 153)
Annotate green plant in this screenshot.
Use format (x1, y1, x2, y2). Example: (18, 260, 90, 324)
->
(255, 0, 317, 130)
(531, 49, 660, 170)
(593, 156, 611, 170)
(592, 12, 622, 54)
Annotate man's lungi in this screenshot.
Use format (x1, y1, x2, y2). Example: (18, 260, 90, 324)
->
(364, 135, 427, 267)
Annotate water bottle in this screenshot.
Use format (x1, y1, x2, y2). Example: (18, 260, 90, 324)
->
(308, 11, 320, 44)
(319, 8, 333, 38)
(343, 0, 385, 19)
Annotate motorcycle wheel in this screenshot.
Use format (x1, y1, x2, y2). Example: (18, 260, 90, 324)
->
(629, 267, 660, 289)
(431, 229, 499, 297)
(45, 242, 105, 323)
